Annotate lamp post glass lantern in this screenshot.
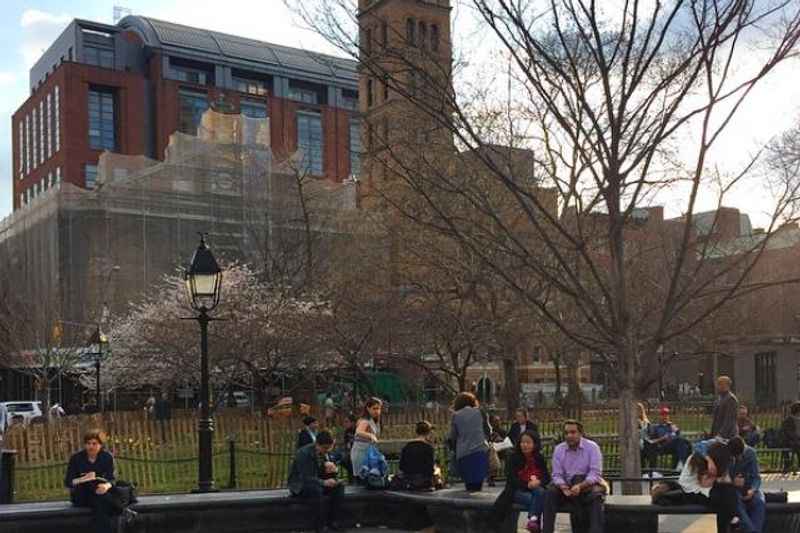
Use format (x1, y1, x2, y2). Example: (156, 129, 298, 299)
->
(89, 329, 109, 413)
(185, 234, 222, 493)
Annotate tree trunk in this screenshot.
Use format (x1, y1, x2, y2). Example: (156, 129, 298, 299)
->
(553, 354, 563, 404)
(619, 386, 642, 494)
(502, 357, 519, 418)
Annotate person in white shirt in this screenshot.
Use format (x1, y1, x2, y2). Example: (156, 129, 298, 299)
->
(679, 439, 747, 533)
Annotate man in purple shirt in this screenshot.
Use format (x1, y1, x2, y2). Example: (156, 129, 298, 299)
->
(542, 420, 605, 533)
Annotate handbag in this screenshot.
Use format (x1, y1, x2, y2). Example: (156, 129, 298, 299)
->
(493, 437, 513, 452)
(108, 480, 138, 514)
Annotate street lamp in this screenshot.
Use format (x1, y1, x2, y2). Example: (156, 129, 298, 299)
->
(88, 328, 109, 412)
(184, 234, 222, 493)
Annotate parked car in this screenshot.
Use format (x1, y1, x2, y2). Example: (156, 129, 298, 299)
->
(1, 401, 43, 425)
(232, 391, 250, 408)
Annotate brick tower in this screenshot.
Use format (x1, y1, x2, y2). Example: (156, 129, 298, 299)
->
(356, 0, 454, 202)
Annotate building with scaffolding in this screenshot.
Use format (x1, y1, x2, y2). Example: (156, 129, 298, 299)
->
(12, 15, 360, 211)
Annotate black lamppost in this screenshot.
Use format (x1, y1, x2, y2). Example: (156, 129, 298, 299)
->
(88, 328, 109, 412)
(184, 234, 222, 493)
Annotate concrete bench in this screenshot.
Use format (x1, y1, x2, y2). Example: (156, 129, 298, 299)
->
(604, 493, 800, 533)
(3, 485, 800, 533)
(0, 487, 408, 533)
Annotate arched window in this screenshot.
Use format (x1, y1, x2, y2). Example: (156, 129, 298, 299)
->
(431, 24, 440, 52)
(406, 18, 416, 46)
(419, 21, 428, 50)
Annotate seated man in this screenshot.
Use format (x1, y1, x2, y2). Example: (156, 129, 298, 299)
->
(644, 406, 691, 471)
(542, 420, 605, 533)
(297, 416, 319, 449)
(737, 406, 761, 447)
(729, 437, 766, 533)
(288, 430, 345, 533)
(509, 408, 542, 449)
(781, 402, 800, 473)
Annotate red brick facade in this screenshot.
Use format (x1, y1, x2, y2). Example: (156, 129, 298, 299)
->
(13, 52, 359, 210)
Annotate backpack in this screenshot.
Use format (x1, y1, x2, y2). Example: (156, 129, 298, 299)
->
(360, 445, 389, 490)
(108, 480, 138, 515)
(763, 427, 781, 449)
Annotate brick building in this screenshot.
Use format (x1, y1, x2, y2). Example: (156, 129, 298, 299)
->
(12, 16, 361, 211)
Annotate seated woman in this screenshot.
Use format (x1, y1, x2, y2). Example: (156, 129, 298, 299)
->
(64, 429, 116, 533)
(398, 420, 442, 490)
(492, 431, 551, 533)
(678, 439, 745, 533)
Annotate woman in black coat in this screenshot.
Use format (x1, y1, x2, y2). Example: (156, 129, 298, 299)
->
(64, 429, 116, 533)
(492, 430, 550, 533)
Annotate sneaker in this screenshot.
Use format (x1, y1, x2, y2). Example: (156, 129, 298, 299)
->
(526, 518, 540, 533)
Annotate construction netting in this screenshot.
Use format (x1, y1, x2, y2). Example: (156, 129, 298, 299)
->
(0, 109, 359, 328)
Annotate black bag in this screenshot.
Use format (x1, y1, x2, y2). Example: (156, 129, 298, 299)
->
(108, 480, 138, 514)
(763, 427, 782, 449)
(651, 480, 686, 506)
(765, 491, 788, 503)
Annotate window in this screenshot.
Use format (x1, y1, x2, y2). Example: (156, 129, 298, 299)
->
(406, 18, 416, 46)
(19, 193, 24, 207)
(349, 120, 362, 177)
(365, 28, 372, 56)
(367, 123, 374, 152)
(56, 167, 61, 183)
(431, 24, 440, 51)
(85, 164, 98, 189)
(382, 22, 388, 48)
(46, 93, 52, 159)
(408, 71, 417, 96)
(88, 88, 116, 151)
(18, 122, 23, 179)
(341, 89, 358, 111)
(297, 111, 323, 175)
(383, 76, 389, 101)
(755, 351, 777, 405)
(170, 58, 212, 85)
(240, 100, 268, 119)
(288, 87, 319, 104)
(25, 114, 31, 175)
(32, 107, 38, 169)
(419, 22, 428, 50)
(43, 174, 49, 191)
(54, 86, 60, 153)
(367, 78, 374, 107)
(178, 91, 209, 135)
(85, 46, 114, 68)
(39, 100, 45, 165)
(233, 76, 269, 96)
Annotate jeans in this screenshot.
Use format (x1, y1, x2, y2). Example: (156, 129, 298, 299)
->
(736, 490, 766, 533)
(514, 488, 546, 519)
(683, 482, 738, 533)
(72, 490, 116, 533)
(542, 483, 605, 533)
(645, 438, 691, 469)
(293, 483, 345, 532)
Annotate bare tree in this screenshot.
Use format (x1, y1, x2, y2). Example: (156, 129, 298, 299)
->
(291, 0, 800, 487)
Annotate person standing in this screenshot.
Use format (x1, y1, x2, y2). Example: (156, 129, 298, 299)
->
(288, 430, 345, 533)
(542, 420, 605, 533)
(64, 430, 116, 533)
(324, 394, 336, 427)
(297, 416, 320, 450)
(350, 398, 382, 480)
(448, 392, 490, 492)
(154, 392, 172, 443)
(729, 437, 765, 533)
(492, 431, 551, 533)
(710, 376, 739, 441)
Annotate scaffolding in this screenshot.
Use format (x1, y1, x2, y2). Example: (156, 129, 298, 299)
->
(0, 109, 358, 331)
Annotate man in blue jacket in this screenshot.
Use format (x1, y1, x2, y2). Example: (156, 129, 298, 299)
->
(729, 436, 765, 533)
(288, 430, 344, 533)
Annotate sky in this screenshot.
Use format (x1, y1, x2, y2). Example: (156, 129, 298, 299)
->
(0, 1, 798, 226)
